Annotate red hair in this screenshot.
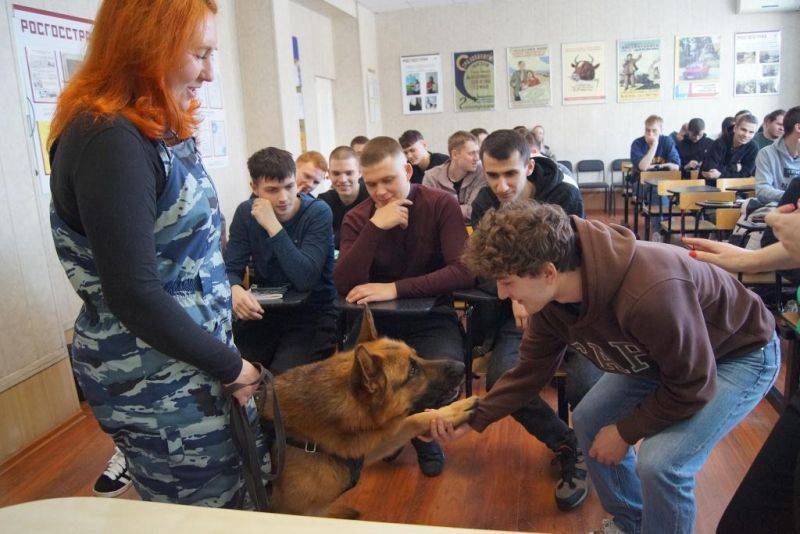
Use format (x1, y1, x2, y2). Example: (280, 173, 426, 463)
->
(49, 0, 218, 145)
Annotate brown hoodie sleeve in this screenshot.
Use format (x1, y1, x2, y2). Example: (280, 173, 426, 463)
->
(470, 312, 568, 432)
(333, 210, 381, 296)
(615, 279, 717, 444)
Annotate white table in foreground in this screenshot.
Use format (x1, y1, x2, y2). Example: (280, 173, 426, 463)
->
(0, 497, 532, 533)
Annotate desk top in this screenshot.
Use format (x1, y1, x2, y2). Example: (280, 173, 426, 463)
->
(0, 497, 519, 534)
(727, 184, 756, 191)
(667, 186, 720, 194)
(452, 288, 500, 303)
(696, 200, 736, 208)
(253, 290, 310, 308)
(336, 296, 437, 315)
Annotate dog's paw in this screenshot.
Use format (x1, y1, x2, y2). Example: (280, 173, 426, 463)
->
(437, 395, 478, 426)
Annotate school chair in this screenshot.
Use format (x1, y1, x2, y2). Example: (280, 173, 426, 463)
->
(576, 159, 609, 212)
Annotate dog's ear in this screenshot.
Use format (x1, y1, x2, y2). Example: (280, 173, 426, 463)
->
(356, 305, 378, 343)
(351, 344, 386, 396)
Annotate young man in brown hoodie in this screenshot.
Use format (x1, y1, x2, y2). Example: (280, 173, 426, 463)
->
(334, 136, 474, 477)
(436, 201, 779, 534)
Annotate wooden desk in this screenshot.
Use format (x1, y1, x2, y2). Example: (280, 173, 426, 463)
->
(0, 497, 519, 534)
(667, 186, 720, 195)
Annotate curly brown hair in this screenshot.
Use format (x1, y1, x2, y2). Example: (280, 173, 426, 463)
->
(464, 200, 581, 278)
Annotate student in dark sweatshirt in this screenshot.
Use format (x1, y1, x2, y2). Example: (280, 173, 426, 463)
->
(318, 146, 369, 250)
(334, 136, 473, 478)
(469, 130, 598, 512)
(701, 113, 759, 179)
(398, 129, 449, 184)
(225, 148, 337, 374)
(434, 202, 778, 534)
(676, 117, 714, 175)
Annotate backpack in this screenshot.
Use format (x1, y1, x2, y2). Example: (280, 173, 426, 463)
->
(728, 198, 776, 250)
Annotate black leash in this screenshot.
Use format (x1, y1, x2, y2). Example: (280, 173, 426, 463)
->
(222, 362, 285, 512)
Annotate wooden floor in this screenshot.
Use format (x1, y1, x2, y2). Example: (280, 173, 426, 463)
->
(0, 204, 785, 533)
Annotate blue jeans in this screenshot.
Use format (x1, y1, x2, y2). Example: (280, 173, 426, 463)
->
(573, 334, 780, 534)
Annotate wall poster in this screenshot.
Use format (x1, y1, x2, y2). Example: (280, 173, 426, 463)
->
(734, 31, 780, 96)
(453, 49, 495, 112)
(617, 38, 662, 103)
(11, 4, 93, 191)
(561, 41, 605, 105)
(674, 34, 721, 99)
(400, 53, 442, 115)
(507, 45, 551, 108)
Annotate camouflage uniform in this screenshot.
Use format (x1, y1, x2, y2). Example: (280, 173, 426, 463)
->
(51, 136, 268, 508)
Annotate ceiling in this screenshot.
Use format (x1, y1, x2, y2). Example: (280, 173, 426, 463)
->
(358, 0, 489, 13)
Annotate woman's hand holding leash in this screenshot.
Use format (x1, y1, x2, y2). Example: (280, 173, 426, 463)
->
(226, 359, 262, 406)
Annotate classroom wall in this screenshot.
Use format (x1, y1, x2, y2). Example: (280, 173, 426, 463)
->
(358, 4, 384, 139)
(374, 0, 800, 167)
(0, 0, 252, 461)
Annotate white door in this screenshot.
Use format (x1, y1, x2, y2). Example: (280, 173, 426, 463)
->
(314, 76, 336, 160)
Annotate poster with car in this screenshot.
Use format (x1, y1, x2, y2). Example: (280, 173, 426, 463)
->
(561, 41, 605, 105)
(734, 31, 780, 97)
(617, 38, 661, 103)
(674, 35, 721, 99)
(507, 45, 551, 108)
(454, 49, 495, 112)
(400, 53, 442, 115)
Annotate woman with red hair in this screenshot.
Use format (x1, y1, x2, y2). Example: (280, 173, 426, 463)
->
(48, 0, 265, 507)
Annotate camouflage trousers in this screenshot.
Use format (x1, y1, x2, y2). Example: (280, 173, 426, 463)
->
(81, 358, 270, 508)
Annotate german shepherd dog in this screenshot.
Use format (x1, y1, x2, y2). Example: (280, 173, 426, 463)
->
(259, 306, 477, 518)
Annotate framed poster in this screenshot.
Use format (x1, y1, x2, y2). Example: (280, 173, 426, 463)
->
(617, 38, 662, 103)
(507, 45, 551, 108)
(562, 41, 605, 105)
(674, 35, 721, 99)
(400, 53, 442, 115)
(734, 31, 780, 96)
(454, 49, 494, 112)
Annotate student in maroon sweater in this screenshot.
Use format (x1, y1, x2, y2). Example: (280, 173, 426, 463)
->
(433, 201, 778, 534)
(334, 136, 473, 477)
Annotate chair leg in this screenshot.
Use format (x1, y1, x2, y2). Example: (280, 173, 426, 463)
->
(463, 305, 474, 397)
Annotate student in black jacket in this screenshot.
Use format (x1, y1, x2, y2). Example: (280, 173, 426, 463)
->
(677, 118, 714, 175)
(318, 146, 369, 250)
(702, 113, 759, 179)
(398, 129, 448, 184)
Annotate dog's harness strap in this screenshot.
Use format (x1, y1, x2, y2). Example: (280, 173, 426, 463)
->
(223, 362, 285, 512)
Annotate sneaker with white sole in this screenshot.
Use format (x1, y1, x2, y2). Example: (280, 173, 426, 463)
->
(589, 518, 628, 534)
(93, 446, 132, 497)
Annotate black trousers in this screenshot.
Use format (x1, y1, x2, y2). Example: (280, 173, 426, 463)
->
(233, 306, 338, 375)
(717, 391, 800, 534)
(344, 306, 464, 362)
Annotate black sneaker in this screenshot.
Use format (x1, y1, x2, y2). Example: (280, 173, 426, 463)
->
(411, 438, 445, 477)
(93, 446, 132, 497)
(552, 442, 590, 511)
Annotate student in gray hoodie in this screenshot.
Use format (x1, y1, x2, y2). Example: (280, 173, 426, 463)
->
(756, 105, 800, 203)
(422, 130, 486, 223)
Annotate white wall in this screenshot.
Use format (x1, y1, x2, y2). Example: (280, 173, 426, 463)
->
(375, 0, 800, 166)
(358, 4, 383, 138)
(0, 0, 252, 389)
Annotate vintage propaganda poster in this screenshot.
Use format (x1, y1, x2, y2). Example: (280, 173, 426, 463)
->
(617, 38, 662, 103)
(562, 41, 605, 105)
(454, 49, 495, 112)
(674, 35, 721, 99)
(400, 53, 443, 115)
(734, 31, 780, 96)
(507, 45, 551, 108)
